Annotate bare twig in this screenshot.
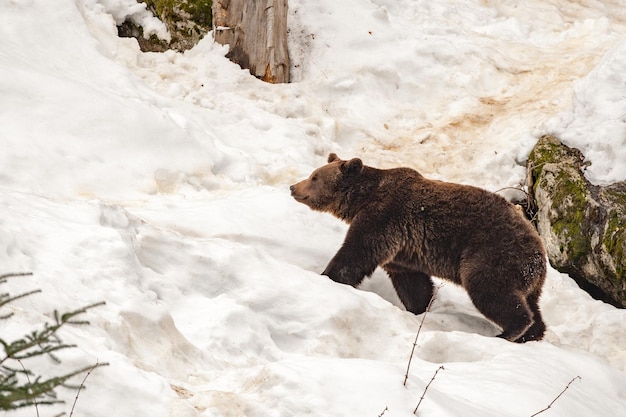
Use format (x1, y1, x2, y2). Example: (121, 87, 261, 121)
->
(494, 186, 542, 221)
(17, 359, 40, 417)
(69, 360, 107, 417)
(527, 197, 552, 225)
(494, 186, 530, 199)
(377, 406, 388, 417)
(413, 365, 444, 415)
(0, 272, 34, 280)
(403, 285, 440, 386)
(529, 376, 581, 417)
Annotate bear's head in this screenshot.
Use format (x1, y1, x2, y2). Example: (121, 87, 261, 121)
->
(290, 153, 363, 213)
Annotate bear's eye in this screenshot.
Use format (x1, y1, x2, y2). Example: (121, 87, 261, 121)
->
(311, 175, 318, 182)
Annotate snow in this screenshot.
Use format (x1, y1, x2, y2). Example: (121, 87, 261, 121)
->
(1, 0, 625, 416)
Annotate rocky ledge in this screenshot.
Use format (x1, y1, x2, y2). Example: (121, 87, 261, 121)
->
(527, 134, 625, 308)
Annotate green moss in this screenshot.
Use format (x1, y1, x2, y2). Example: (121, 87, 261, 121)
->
(530, 135, 592, 263)
(549, 171, 591, 263)
(528, 135, 626, 307)
(528, 135, 563, 186)
(604, 186, 626, 206)
(602, 208, 626, 282)
(600, 185, 626, 283)
(146, 0, 212, 27)
(182, 0, 213, 25)
(139, 0, 212, 51)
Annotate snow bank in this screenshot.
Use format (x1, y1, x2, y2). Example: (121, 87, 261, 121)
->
(1, 0, 625, 416)
(545, 38, 626, 184)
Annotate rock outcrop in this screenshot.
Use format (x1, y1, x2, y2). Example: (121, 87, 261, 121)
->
(527, 134, 626, 308)
(118, 0, 213, 52)
(116, 0, 290, 84)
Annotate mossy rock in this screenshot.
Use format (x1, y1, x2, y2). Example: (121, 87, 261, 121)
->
(528, 135, 626, 308)
(118, 0, 213, 52)
(117, 20, 170, 52)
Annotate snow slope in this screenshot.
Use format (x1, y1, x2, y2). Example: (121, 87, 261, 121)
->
(1, 0, 625, 416)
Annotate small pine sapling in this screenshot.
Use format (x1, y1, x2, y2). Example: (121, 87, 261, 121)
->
(0, 272, 107, 412)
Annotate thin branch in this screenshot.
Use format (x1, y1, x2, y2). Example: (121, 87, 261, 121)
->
(0, 271, 39, 316)
(0, 272, 34, 280)
(377, 406, 388, 417)
(69, 361, 108, 417)
(527, 196, 552, 224)
(529, 376, 581, 417)
(493, 185, 541, 221)
(403, 285, 441, 386)
(0, 289, 41, 305)
(494, 186, 530, 199)
(413, 365, 444, 415)
(17, 359, 40, 417)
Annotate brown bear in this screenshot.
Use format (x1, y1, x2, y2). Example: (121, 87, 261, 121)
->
(290, 153, 547, 343)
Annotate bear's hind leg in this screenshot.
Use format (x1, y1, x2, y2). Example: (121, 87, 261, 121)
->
(383, 264, 434, 315)
(515, 289, 545, 342)
(468, 288, 534, 342)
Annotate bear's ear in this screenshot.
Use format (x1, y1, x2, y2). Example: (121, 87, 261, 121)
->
(328, 153, 341, 163)
(340, 158, 363, 175)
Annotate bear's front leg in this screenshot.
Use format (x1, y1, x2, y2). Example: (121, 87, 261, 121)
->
(322, 220, 396, 287)
(383, 262, 434, 314)
(322, 254, 375, 287)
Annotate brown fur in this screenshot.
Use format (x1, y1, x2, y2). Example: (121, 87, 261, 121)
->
(290, 153, 547, 342)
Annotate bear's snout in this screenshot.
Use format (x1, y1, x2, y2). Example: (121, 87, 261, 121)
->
(290, 182, 310, 203)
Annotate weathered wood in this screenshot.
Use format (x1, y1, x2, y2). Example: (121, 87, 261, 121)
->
(213, 0, 290, 83)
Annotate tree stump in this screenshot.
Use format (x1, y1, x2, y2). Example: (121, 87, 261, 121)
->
(213, 0, 290, 83)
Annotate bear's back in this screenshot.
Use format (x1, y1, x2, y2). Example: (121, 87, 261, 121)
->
(379, 171, 543, 280)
